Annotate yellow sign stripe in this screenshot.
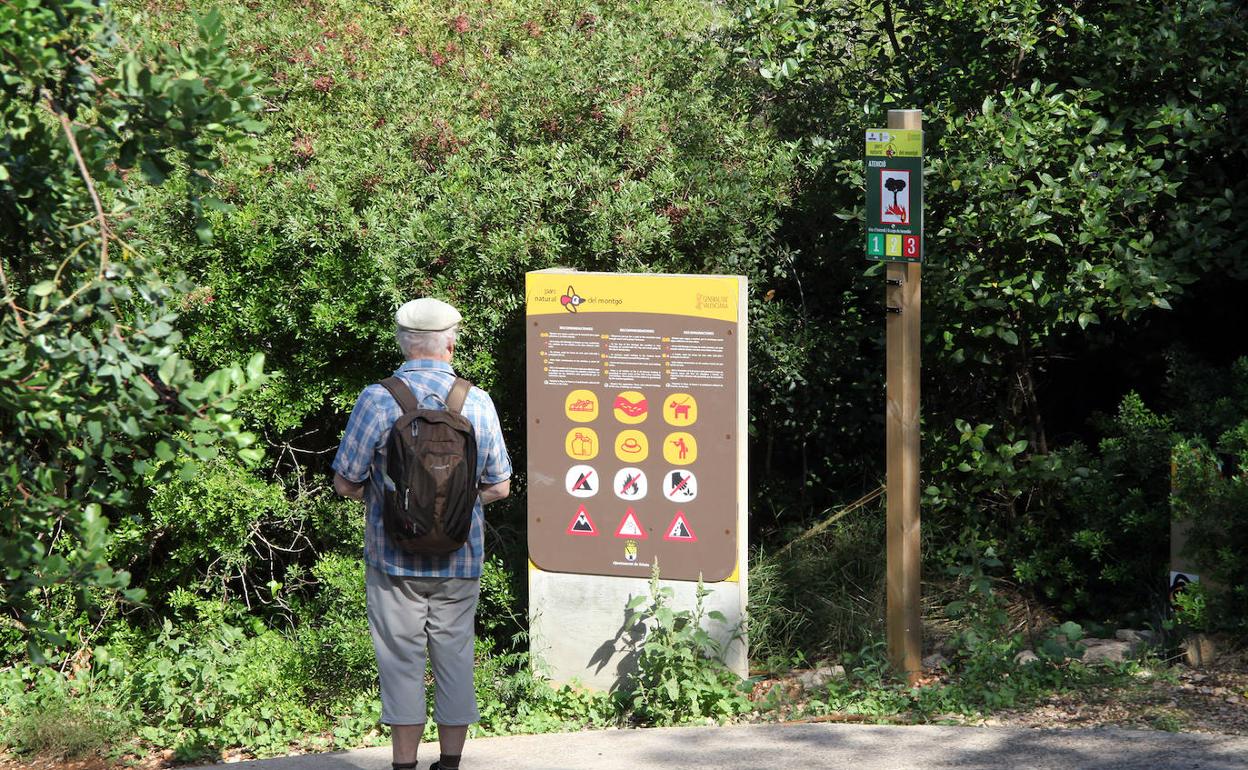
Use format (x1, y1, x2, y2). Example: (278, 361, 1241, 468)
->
(526, 271, 741, 323)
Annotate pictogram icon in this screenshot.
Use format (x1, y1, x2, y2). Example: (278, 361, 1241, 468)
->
(612, 390, 649, 424)
(663, 470, 698, 502)
(564, 389, 599, 423)
(664, 511, 697, 542)
(880, 169, 910, 225)
(565, 464, 598, 498)
(663, 393, 698, 426)
(614, 429, 649, 462)
(566, 505, 598, 536)
(663, 431, 697, 465)
(614, 467, 647, 501)
(615, 508, 648, 539)
(565, 427, 598, 460)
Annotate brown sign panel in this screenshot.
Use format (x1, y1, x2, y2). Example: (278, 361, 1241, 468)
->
(525, 271, 745, 582)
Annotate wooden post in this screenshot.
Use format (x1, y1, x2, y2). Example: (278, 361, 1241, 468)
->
(885, 108, 922, 681)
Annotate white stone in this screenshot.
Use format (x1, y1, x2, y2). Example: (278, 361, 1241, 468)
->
(1014, 649, 1040, 666)
(1080, 639, 1133, 664)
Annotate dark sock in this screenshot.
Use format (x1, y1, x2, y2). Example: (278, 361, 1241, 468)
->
(392, 763, 417, 770)
(437, 755, 462, 770)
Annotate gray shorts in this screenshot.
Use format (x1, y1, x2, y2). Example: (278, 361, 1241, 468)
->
(365, 566, 481, 726)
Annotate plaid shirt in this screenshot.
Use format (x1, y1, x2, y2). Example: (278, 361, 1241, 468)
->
(332, 359, 511, 578)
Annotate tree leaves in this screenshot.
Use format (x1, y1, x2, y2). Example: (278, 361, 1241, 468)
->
(0, 3, 268, 652)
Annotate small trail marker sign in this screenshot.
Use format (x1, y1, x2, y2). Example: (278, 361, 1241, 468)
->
(866, 129, 924, 263)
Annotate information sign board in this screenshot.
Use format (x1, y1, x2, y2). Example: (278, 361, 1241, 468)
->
(866, 128, 924, 263)
(525, 271, 746, 582)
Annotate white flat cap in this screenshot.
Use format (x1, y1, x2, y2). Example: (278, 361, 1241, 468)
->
(396, 297, 462, 332)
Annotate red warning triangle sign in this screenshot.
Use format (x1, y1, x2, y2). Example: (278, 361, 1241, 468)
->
(664, 511, 697, 542)
(614, 507, 648, 539)
(566, 505, 598, 536)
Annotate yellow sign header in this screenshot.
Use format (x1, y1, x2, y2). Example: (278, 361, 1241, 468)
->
(865, 128, 923, 158)
(526, 271, 742, 323)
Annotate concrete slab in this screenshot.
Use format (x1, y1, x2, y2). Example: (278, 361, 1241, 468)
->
(196, 723, 1248, 770)
(528, 567, 747, 691)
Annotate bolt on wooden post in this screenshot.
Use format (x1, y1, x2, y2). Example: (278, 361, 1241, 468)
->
(866, 109, 924, 681)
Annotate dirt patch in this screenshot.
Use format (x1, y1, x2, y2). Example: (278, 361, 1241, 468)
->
(988, 662, 1248, 735)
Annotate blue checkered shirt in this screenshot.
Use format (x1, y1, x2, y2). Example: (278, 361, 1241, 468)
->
(332, 359, 512, 578)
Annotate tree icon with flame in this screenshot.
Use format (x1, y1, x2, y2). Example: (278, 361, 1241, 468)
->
(884, 176, 908, 222)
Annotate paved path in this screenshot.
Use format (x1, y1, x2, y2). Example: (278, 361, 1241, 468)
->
(204, 723, 1248, 770)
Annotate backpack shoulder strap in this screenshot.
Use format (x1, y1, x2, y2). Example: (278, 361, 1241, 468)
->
(446, 377, 473, 414)
(379, 377, 420, 414)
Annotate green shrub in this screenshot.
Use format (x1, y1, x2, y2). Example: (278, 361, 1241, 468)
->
(0, 665, 133, 760)
(115, 622, 322, 759)
(291, 554, 376, 701)
(1173, 435, 1248, 631)
(475, 647, 615, 736)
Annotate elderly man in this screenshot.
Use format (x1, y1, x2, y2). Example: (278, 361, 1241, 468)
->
(332, 297, 511, 770)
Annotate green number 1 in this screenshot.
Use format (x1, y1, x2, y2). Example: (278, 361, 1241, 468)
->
(867, 234, 884, 256)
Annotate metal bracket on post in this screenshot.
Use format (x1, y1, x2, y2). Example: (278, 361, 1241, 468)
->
(885, 306, 902, 314)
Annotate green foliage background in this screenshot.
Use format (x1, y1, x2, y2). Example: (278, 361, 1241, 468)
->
(3, 0, 1248, 761)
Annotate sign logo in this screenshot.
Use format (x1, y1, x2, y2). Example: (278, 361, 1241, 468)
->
(565, 464, 598, 498)
(623, 540, 638, 561)
(614, 467, 648, 501)
(566, 505, 598, 536)
(664, 511, 697, 542)
(560, 285, 584, 313)
(664, 470, 698, 502)
(615, 508, 648, 539)
(612, 390, 649, 424)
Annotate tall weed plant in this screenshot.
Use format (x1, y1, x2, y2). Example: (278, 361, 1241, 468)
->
(617, 564, 750, 726)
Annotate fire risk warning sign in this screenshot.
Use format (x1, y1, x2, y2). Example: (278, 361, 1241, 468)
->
(525, 270, 746, 582)
(865, 129, 924, 263)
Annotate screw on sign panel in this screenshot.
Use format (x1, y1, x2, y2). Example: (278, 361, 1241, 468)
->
(615, 508, 648, 539)
(664, 511, 697, 542)
(566, 505, 598, 536)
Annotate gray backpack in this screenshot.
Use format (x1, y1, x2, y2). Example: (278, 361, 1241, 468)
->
(378, 376, 478, 554)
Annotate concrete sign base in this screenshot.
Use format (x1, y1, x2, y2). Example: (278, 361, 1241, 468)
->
(528, 565, 747, 691)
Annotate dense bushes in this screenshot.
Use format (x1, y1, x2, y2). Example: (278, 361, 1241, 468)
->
(3, 0, 1248, 761)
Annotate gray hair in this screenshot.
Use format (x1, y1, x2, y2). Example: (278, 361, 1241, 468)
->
(397, 326, 458, 359)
